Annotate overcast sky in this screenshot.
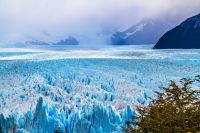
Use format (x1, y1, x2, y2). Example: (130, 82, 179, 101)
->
(0, 0, 200, 44)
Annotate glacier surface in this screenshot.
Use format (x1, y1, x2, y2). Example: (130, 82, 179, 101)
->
(1, 47, 200, 132)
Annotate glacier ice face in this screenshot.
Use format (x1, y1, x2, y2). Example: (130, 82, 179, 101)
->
(1, 48, 200, 132)
(1, 97, 135, 133)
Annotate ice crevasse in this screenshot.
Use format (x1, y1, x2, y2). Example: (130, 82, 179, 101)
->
(0, 97, 135, 133)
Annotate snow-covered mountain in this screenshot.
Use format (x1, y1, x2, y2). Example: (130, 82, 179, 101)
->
(154, 13, 200, 49)
(111, 18, 176, 45)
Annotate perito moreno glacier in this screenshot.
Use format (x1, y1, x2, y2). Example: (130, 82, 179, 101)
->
(1, 47, 200, 133)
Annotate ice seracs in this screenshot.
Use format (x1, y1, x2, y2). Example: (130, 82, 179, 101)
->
(1, 97, 135, 133)
(1, 49, 200, 132)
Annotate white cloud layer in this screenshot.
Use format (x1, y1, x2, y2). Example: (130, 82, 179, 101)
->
(0, 0, 200, 44)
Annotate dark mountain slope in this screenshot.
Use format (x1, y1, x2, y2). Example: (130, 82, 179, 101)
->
(154, 14, 200, 49)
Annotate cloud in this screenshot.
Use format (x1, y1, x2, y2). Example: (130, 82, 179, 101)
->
(0, 0, 200, 44)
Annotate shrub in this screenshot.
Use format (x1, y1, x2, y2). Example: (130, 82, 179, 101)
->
(124, 76, 200, 133)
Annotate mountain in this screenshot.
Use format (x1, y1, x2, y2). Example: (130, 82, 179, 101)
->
(111, 18, 175, 45)
(26, 36, 79, 45)
(54, 36, 79, 45)
(154, 14, 200, 49)
(26, 41, 49, 45)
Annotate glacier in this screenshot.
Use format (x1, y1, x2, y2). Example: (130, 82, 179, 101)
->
(0, 97, 135, 133)
(1, 47, 200, 132)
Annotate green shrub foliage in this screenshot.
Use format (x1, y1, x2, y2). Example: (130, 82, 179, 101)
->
(125, 76, 200, 133)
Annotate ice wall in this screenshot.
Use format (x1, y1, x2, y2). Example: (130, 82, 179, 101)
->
(0, 97, 135, 133)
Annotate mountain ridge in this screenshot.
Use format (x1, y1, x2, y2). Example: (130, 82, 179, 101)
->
(26, 36, 79, 45)
(153, 13, 200, 49)
(110, 18, 176, 45)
